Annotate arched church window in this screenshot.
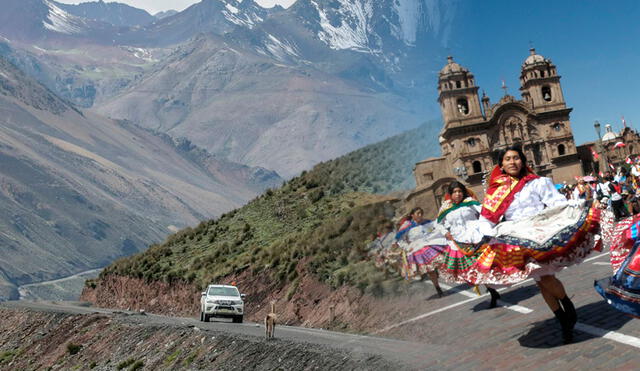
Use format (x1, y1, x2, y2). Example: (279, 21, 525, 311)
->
(558, 144, 566, 156)
(472, 161, 482, 173)
(467, 138, 476, 147)
(456, 98, 469, 115)
(553, 123, 562, 132)
(542, 86, 552, 102)
(456, 80, 461, 89)
(540, 70, 545, 77)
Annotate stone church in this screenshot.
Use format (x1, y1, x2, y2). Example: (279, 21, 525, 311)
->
(407, 49, 583, 218)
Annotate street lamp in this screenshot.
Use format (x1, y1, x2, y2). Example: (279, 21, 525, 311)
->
(594, 120, 607, 173)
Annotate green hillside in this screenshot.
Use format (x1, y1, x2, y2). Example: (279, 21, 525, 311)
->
(100, 121, 441, 293)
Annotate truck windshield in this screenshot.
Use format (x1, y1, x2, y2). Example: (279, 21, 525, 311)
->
(208, 287, 240, 297)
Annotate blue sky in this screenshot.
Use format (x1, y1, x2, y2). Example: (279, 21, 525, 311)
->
(446, 0, 640, 146)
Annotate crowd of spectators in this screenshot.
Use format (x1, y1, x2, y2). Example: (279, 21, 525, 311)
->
(556, 165, 640, 219)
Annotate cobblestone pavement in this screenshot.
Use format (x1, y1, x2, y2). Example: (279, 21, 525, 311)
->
(376, 252, 639, 369)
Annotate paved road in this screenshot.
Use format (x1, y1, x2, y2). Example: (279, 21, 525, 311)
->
(377, 251, 640, 369)
(17, 268, 102, 299)
(3, 251, 639, 369)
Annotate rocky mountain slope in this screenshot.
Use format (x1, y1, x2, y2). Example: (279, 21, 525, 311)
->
(154, 10, 179, 20)
(95, 0, 454, 176)
(0, 0, 119, 44)
(56, 0, 156, 27)
(96, 34, 427, 177)
(0, 0, 453, 177)
(0, 56, 280, 300)
(81, 119, 439, 322)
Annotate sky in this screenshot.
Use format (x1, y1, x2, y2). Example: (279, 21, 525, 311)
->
(56, 0, 297, 14)
(448, 0, 640, 146)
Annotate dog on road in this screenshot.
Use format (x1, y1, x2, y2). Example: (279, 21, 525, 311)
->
(265, 301, 276, 339)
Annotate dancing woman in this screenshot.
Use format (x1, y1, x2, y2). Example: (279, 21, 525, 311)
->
(438, 146, 601, 343)
(395, 207, 446, 297)
(595, 214, 640, 317)
(595, 202, 640, 316)
(436, 181, 501, 307)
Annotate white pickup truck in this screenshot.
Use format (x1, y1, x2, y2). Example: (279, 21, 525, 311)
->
(200, 284, 245, 323)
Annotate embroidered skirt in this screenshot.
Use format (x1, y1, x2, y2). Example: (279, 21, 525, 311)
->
(596, 213, 640, 317)
(436, 202, 601, 285)
(595, 240, 640, 317)
(399, 232, 448, 278)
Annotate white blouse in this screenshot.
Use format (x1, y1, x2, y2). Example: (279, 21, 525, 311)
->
(404, 222, 437, 244)
(479, 177, 568, 231)
(440, 204, 485, 244)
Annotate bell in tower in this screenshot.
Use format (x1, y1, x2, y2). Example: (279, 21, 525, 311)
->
(438, 56, 484, 128)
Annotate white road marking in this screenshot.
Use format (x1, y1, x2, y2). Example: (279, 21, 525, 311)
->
(584, 252, 610, 262)
(438, 282, 477, 298)
(437, 282, 533, 314)
(592, 262, 610, 266)
(374, 295, 486, 334)
(498, 301, 533, 314)
(506, 278, 534, 289)
(575, 323, 640, 349)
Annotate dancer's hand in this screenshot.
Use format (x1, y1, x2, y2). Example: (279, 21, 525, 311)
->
(445, 232, 453, 241)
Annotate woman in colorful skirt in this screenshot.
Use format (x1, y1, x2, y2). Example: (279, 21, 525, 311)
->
(438, 146, 601, 343)
(395, 207, 447, 297)
(595, 214, 640, 317)
(436, 181, 501, 307)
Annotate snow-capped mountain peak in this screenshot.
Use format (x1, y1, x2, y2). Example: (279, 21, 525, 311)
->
(220, 0, 267, 29)
(304, 0, 454, 53)
(311, 0, 374, 52)
(42, 0, 87, 35)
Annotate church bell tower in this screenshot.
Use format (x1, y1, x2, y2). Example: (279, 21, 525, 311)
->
(519, 48, 566, 112)
(438, 56, 484, 129)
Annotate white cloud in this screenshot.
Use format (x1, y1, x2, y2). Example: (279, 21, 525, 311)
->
(55, 0, 297, 15)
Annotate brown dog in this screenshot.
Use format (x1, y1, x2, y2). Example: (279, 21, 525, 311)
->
(264, 301, 276, 339)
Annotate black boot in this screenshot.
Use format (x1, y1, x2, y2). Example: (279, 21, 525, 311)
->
(553, 308, 573, 344)
(487, 287, 500, 309)
(560, 296, 577, 329)
(436, 286, 444, 298)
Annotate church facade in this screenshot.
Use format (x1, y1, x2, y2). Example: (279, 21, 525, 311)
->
(407, 49, 583, 218)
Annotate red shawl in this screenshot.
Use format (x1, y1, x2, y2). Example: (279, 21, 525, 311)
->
(480, 165, 539, 223)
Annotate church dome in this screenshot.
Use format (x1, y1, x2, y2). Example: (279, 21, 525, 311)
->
(440, 56, 469, 75)
(602, 124, 618, 141)
(523, 48, 546, 66)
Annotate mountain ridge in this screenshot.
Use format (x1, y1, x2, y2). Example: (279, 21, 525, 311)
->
(55, 0, 156, 27)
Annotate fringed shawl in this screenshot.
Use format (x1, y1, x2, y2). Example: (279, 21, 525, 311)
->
(437, 196, 480, 223)
(480, 165, 539, 223)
